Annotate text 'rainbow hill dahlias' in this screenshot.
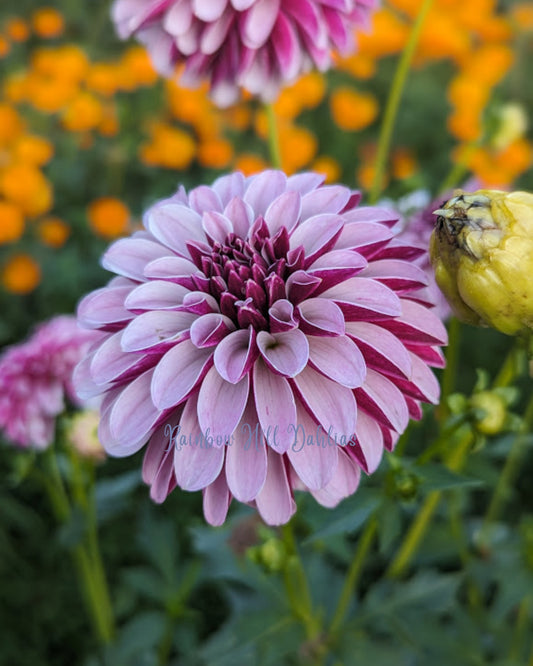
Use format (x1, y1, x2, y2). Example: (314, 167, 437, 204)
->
(0, 316, 101, 450)
(75, 171, 447, 526)
(112, 0, 377, 106)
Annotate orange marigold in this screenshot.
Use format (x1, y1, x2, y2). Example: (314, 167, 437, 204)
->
(13, 135, 54, 166)
(0, 201, 24, 244)
(87, 197, 130, 239)
(311, 156, 342, 183)
(62, 93, 104, 132)
(38, 216, 70, 247)
(233, 153, 268, 176)
(5, 17, 30, 42)
(0, 164, 53, 217)
(197, 139, 233, 169)
(2, 254, 41, 294)
(330, 87, 379, 132)
(31, 8, 65, 39)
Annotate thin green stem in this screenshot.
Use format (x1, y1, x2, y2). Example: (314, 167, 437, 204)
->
(265, 103, 282, 169)
(494, 342, 527, 388)
(437, 317, 461, 424)
(386, 428, 473, 579)
(369, 0, 435, 203)
(328, 516, 378, 637)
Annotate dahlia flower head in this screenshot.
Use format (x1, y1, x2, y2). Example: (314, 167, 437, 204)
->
(112, 0, 378, 106)
(0, 316, 101, 450)
(75, 170, 447, 526)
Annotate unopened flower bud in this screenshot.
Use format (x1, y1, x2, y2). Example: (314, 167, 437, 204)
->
(469, 390, 507, 435)
(66, 410, 106, 461)
(431, 190, 533, 335)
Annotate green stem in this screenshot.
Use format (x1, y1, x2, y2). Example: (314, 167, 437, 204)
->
(265, 103, 282, 169)
(368, 0, 435, 203)
(42, 446, 114, 645)
(437, 317, 461, 424)
(479, 395, 533, 546)
(328, 516, 378, 637)
(386, 428, 473, 579)
(494, 342, 527, 388)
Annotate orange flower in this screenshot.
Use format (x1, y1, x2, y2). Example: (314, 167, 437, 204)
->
(0, 104, 24, 146)
(98, 104, 119, 137)
(5, 17, 30, 42)
(31, 8, 65, 39)
(139, 122, 196, 170)
(197, 138, 233, 169)
(2, 254, 41, 294)
(0, 164, 53, 217)
(311, 156, 342, 184)
(233, 153, 268, 176)
(13, 135, 54, 166)
(25, 74, 78, 113)
(0, 201, 24, 244)
(392, 147, 418, 180)
(38, 216, 70, 248)
(61, 93, 104, 132)
(280, 124, 318, 174)
(330, 87, 379, 132)
(87, 197, 131, 238)
(86, 63, 119, 97)
(447, 108, 483, 142)
(511, 3, 533, 31)
(120, 46, 158, 87)
(0, 35, 10, 59)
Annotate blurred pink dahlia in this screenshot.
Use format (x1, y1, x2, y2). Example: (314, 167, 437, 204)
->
(111, 0, 378, 106)
(0, 316, 101, 450)
(75, 170, 447, 525)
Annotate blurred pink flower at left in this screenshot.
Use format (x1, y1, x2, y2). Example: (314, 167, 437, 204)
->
(111, 0, 378, 106)
(0, 316, 102, 450)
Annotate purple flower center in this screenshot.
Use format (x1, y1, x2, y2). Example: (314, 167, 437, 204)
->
(187, 220, 306, 332)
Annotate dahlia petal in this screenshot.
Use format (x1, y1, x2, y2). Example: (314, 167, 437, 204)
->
(392, 351, 441, 404)
(286, 270, 321, 303)
(361, 259, 428, 291)
(355, 368, 409, 433)
(143, 418, 179, 485)
(271, 10, 301, 79)
(174, 395, 225, 491)
(149, 445, 176, 503)
(102, 238, 171, 281)
(151, 340, 213, 409)
(192, 0, 227, 22)
(180, 291, 220, 314)
(308, 249, 367, 290)
(335, 221, 393, 257)
(381, 299, 448, 345)
(297, 298, 345, 336)
(189, 185, 223, 215)
(286, 172, 325, 195)
(253, 358, 297, 453)
(146, 203, 206, 255)
(124, 280, 189, 311)
(121, 310, 194, 352)
(343, 206, 399, 227)
(308, 334, 366, 388)
(203, 471, 231, 526)
(226, 399, 267, 501)
(268, 299, 298, 333)
(143, 255, 201, 284)
(202, 211, 234, 243)
(91, 331, 147, 383)
(285, 0, 321, 41)
(190, 313, 235, 348)
(73, 352, 108, 400)
(243, 170, 287, 216)
(197, 366, 249, 439)
(175, 21, 201, 55)
(163, 0, 192, 35)
(264, 190, 302, 236)
(351, 409, 384, 474)
(108, 368, 161, 453)
(213, 327, 257, 383)
(310, 449, 361, 508)
(223, 196, 254, 238)
(231, 0, 256, 9)
(255, 446, 296, 525)
(78, 286, 134, 329)
(257, 329, 309, 377)
(241, 0, 281, 49)
(292, 365, 356, 440)
(212, 172, 246, 205)
(287, 402, 338, 489)
(345, 320, 412, 379)
(300, 185, 351, 218)
(406, 343, 446, 368)
(320, 277, 402, 320)
(289, 214, 344, 264)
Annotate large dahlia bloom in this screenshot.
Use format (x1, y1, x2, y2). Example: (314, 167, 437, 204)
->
(75, 170, 447, 525)
(112, 0, 378, 106)
(0, 316, 101, 449)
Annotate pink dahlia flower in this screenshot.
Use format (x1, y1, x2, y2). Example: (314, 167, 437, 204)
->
(75, 170, 447, 525)
(111, 0, 378, 106)
(0, 316, 102, 450)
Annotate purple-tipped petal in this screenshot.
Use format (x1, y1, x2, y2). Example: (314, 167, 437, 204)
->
(125, 280, 189, 311)
(351, 410, 383, 474)
(151, 340, 213, 409)
(289, 214, 344, 265)
(190, 313, 235, 348)
(121, 310, 195, 352)
(308, 334, 366, 388)
(381, 299, 448, 345)
(257, 329, 309, 377)
(255, 446, 296, 525)
(300, 185, 351, 218)
(310, 449, 361, 508)
(297, 298, 345, 336)
(197, 366, 249, 439)
(146, 203, 206, 255)
(264, 190, 301, 236)
(78, 285, 134, 329)
(355, 368, 408, 433)
(345, 320, 412, 379)
(243, 170, 287, 216)
(320, 277, 401, 320)
(202, 211, 234, 243)
(213, 327, 257, 383)
(203, 471, 231, 526)
(103, 237, 171, 281)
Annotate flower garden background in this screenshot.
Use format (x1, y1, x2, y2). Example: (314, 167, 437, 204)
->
(1, 1, 533, 664)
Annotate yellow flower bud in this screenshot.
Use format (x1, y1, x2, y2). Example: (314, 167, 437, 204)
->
(430, 190, 533, 335)
(469, 390, 507, 435)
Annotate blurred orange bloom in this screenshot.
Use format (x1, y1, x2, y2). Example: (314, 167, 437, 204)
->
(31, 8, 65, 39)
(140, 122, 196, 170)
(330, 87, 379, 132)
(197, 138, 233, 169)
(5, 17, 29, 42)
(0, 201, 24, 244)
(87, 197, 131, 239)
(233, 153, 268, 176)
(2, 254, 41, 294)
(13, 135, 54, 166)
(1, 164, 53, 217)
(311, 156, 342, 184)
(38, 217, 70, 248)
(62, 92, 104, 132)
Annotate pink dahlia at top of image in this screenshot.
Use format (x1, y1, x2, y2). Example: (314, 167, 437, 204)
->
(112, 0, 378, 106)
(75, 171, 447, 525)
(0, 317, 101, 450)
